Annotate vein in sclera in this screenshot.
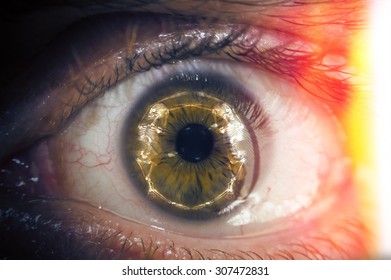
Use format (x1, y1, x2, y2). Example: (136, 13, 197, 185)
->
(30, 58, 350, 240)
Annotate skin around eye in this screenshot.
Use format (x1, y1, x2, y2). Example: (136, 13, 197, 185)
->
(0, 4, 373, 259)
(25, 58, 356, 243)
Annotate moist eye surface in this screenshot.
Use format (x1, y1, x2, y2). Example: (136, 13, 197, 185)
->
(33, 56, 347, 238)
(123, 72, 260, 220)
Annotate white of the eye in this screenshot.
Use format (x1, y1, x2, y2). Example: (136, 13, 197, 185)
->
(49, 59, 347, 238)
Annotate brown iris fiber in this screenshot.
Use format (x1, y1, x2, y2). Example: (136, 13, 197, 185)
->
(124, 89, 253, 219)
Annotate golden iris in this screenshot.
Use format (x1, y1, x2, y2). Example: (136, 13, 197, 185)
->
(124, 79, 256, 219)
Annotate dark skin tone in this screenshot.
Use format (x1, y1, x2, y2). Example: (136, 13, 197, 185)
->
(0, 0, 374, 259)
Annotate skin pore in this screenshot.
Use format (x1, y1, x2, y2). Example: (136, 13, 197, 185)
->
(0, 0, 374, 259)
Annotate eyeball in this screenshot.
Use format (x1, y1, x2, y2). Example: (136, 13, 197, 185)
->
(31, 58, 347, 238)
(124, 77, 259, 219)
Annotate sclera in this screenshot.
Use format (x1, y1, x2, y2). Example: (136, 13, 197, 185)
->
(43, 59, 347, 238)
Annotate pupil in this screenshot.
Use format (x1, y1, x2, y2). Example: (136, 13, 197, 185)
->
(175, 123, 214, 163)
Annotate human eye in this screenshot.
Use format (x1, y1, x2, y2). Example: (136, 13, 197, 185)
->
(0, 2, 373, 259)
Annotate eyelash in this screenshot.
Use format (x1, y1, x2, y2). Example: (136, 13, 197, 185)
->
(126, 25, 247, 72)
(78, 21, 349, 118)
(0, 16, 350, 164)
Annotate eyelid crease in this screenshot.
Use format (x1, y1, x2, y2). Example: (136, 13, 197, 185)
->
(0, 13, 350, 161)
(75, 22, 349, 109)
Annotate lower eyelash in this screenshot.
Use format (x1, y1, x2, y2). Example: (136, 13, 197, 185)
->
(288, 217, 370, 260)
(0, 189, 369, 259)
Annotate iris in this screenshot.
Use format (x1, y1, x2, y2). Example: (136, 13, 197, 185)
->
(123, 72, 260, 219)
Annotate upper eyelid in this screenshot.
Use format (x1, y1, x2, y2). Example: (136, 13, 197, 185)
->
(0, 13, 348, 161)
(72, 21, 351, 120)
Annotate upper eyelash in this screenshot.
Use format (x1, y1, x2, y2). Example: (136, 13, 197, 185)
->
(75, 24, 252, 104)
(0, 17, 349, 162)
(228, 44, 352, 103)
(121, 23, 351, 104)
(126, 25, 248, 72)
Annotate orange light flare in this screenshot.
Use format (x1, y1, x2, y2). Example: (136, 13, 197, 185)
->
(262, 1, 382, 257)
(281, 0, 385, 258)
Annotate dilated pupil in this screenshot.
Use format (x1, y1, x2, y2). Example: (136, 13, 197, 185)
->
(175, 123, 214, 163)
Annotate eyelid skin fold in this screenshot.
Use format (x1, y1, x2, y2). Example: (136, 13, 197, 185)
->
(0, 11, 350, 161)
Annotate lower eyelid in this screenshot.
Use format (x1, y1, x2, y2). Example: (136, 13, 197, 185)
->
(0, 127, 371, 259)
(0, 186, 369, 260)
